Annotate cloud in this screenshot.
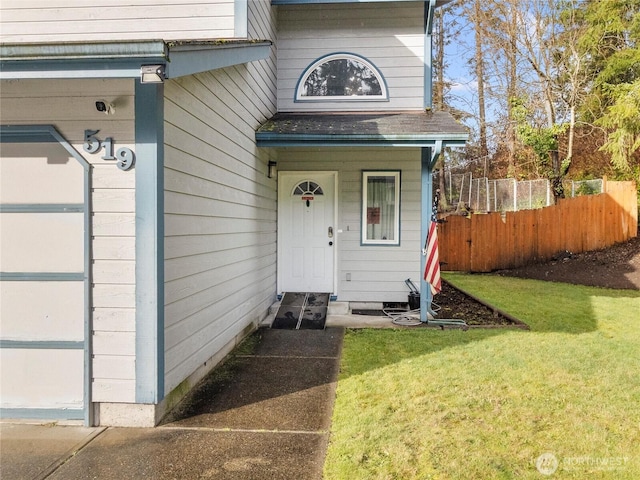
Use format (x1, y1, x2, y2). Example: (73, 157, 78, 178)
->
(448, 79, 478, 94)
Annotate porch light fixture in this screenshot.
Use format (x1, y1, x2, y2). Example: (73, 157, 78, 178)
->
(140, 64, 166, 83)
(268, 160, 277, 178)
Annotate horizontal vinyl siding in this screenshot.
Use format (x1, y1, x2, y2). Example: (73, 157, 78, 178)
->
(0, 78, 137, 403)
(277, 148, 423, 302)
(163, 2, 277, 395)
(0, 0, 235, 43)
(277, 2, 425, 112)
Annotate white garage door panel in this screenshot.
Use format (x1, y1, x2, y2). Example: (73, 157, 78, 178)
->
(0, 144, 84, 204)
(0, 349, 84, 409)
(0, 128, 88, 423)
(0, 281, 84, 341)
(0, 212, 84, 272)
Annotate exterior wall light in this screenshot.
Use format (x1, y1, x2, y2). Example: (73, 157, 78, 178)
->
(268, 160, 277, 178)
(140, 65, 166, 83)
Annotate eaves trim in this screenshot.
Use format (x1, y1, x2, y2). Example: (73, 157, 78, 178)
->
(255, 111, 469, 148)
(273, 0, 454, 5)
(0, 39, 272, 80)
(256, 133, 468, 148)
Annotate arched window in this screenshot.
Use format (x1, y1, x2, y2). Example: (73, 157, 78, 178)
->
(293, 180, 324, 196)
(295, 53, 388, 102)
(292, 180, 324, 208)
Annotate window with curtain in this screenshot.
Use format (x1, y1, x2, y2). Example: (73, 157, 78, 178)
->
(362, 171, 400, 245)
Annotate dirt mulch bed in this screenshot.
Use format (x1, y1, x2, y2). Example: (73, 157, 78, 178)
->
(352, 281, 526, 329)
(351, 236, 639, 329)
(434, 235, 640, 328)
(434, 280, 527, 329)
(493, 236, 640, 290)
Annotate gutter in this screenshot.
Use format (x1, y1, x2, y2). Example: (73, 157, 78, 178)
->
(0, 39, 272, 80)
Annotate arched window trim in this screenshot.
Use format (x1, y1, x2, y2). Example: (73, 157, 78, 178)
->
(295, 53, 389, 102)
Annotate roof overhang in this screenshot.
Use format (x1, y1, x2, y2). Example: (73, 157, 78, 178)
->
(272, 0, 453, 5)
(256, 111, 468, 148)
(0, 39, 272, 80)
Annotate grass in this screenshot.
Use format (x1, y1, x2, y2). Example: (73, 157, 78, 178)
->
(324, 274, 640, 479)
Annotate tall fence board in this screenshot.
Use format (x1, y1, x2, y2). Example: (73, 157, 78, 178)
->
(438, 181, 638, 272)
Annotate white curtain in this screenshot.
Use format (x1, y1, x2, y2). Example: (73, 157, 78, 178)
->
(366, 176, 396, 241)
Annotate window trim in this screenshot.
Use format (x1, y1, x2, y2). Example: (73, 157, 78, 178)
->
(295, 52, 389, 102)
(361, 170, 401, 246)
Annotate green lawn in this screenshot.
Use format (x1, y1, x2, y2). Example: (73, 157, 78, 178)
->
(324, 274, 640, 479)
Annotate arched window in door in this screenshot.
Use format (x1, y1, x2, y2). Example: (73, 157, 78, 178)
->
(293, 181, 324, 196)
(293, 181, 324, 208)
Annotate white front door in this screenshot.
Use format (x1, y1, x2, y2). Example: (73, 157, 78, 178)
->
(278, 172, 336, 294)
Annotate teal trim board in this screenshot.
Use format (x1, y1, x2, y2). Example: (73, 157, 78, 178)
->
(424, 0, 436, 109)
(0, 408, 84, 421)
(0, 272, 84, 281)
(0, 340, 85, 349)
(0, 203, 84, 213)
(420, 147, 434, 323)
(134, 81, 165, 404)
(235, 0, 248, 37)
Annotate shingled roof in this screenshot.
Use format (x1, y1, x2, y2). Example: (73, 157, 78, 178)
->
(255, 111, 468, 147)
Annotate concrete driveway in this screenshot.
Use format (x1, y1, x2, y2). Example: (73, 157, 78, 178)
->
(0, 327, 344, 480)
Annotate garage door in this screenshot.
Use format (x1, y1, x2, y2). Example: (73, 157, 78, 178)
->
(0, 125, 90, 423)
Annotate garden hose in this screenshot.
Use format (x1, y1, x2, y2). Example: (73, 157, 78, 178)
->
(385, 302, 442, 327)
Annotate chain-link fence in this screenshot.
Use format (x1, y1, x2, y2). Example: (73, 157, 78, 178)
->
(434, 171, 603, 214)
(488, 178, 517, 213)
(440, 171, 472, 211)
(516, 179, 551, 211)
(563, 179, 604, 197)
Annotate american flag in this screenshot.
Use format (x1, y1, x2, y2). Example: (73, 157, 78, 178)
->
(423, 191, 441, 295)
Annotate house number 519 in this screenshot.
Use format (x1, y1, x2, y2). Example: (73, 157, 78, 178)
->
(83, 129, 135, 171)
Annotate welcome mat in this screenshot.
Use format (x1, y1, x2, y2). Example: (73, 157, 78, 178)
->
(271, 292, 330, 330)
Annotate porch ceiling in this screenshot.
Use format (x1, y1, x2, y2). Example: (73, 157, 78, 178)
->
(255, 111, 468, 148)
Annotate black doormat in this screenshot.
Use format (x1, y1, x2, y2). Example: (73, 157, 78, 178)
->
(272, 292, 330, 330)
(351, 309, 386, 316)
(352, 303, 410, 316)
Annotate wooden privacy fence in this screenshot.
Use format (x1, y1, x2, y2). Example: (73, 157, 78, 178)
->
(438, 180, 638, 272)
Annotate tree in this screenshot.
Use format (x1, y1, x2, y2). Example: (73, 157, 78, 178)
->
(512, 97, 568, 199)
(596, 80, 640, 171)
(554, 0, 591, 164)
(471, 0, 488, 159)
(442, 0, 639, 181)
(480, 0, 522, 175)
(433, 2, 458, 211)
(433, 6, 446, 110)
(575, 0, 640, 171)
